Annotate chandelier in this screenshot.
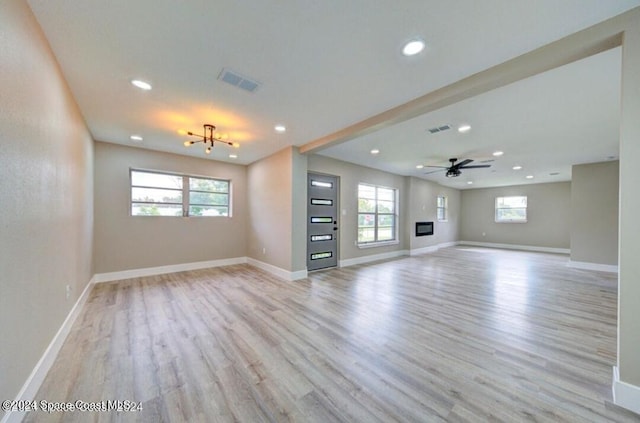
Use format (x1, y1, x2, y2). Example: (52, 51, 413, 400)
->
(183, 124, 239, 154)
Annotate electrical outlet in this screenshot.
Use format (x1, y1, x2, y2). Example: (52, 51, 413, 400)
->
(65, 285, 71, 300)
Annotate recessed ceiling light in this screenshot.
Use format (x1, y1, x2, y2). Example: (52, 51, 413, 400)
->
(467, 181, 473, 185)
(131, 79, 152, 90)
(458, 125, 471, 133)
(526, 175, 534, 179)
(492, 151, 504, 156)
(402, 39, 425, 56)
(416, 165, 424, 169)
(512, 165, 522, 170)
(130, 135, 143, 142)
(274, 125, 286, 133)
(370, 149, 380, 155)
(229, 154, 238, 159)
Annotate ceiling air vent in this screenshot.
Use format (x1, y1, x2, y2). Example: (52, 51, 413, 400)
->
(427, 124, 451, 134)
(218, 68, 261, 93)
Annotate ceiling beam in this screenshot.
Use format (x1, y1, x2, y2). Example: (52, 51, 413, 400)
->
(299, 7, 640, 155)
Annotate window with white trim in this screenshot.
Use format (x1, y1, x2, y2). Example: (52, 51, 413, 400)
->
(130, 169, 230, 217)
(495, 196, 527, 223)
(437, 196, 447, 222)
(357, 183, 397, 245)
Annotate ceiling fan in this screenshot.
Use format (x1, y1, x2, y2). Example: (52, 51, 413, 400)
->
(425, 158, 491, 178)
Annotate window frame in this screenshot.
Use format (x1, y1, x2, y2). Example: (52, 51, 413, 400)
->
(495, 195, 527, 223)
(437, 195, 448, 222)
(357, 183, 399, 247)
(130, 169, 231, 217)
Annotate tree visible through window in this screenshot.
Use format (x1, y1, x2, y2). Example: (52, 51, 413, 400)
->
(358, 184, 397, 244)
(189, 177, 230, 216)
(131, 171, 183, 216)
(131, 170, 230, 217)
(495, 196, 527, 222)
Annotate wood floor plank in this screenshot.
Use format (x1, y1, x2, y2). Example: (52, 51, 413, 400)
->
(23, 247, 640, 422)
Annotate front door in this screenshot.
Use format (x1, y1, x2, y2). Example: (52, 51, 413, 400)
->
(307, 173, 339, 271)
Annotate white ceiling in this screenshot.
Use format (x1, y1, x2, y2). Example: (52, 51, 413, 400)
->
(27, 0, 640, 189)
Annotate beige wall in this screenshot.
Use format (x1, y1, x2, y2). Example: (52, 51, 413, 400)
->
(407, 177, 461, 250)
(0, 0, 94, 408)
(570, 161, 619, 265)
(308, 155, 411, 260)
(93, 142, 247, 273)
(460, 182, 571, 249)
(247, 147, 294, 270)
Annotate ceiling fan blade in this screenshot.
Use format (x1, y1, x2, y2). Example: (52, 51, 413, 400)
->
(424, 169, 445, 175)
(454, 159, 473, 168)
(459, 164, 491, 169)
(425, 165, 448, 169)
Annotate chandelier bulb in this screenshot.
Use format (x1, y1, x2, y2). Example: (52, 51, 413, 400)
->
(206, 146, 212, 154)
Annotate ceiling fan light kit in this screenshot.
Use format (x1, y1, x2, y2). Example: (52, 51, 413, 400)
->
(446, 168, 462, 178)
(183, 124, 238, 155)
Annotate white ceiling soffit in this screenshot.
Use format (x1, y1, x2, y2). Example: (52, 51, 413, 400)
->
(318, 46, 622, 189)
(25, 0, 640, 188)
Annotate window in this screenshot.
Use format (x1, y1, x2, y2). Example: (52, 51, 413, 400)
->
(131, 169, 230, 217)
(495, 196, 527, 222)
(188, 176, 230, 216)
(357, 184, 397, 245)
(437, 196, 447, 221)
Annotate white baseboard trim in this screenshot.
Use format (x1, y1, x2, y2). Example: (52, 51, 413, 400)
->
(1, 277, 95, 423)
(567, 260, 619, 273)
(612, 366, 640, 415)
(339, 250, 409, 268)
(93, 257, 247, 283)
(410, 241, 459, 256)
(290, 269, 308, 280)
(246, 258, 307, 281)
(458, 241, 570, 255)
(338, 241, 460, 267)
(410, 245, 439, 255)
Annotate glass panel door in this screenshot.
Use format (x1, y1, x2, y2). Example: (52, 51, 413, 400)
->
(307, 173, 339, 271)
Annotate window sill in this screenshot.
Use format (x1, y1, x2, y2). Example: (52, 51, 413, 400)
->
(495, 220, 528, 223)
(357, 240, 399, 249)
(131, 215, 231, 218)
(437, 219, 448, 223)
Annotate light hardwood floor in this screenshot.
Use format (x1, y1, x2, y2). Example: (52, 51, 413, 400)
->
(25, 247, 640, 422)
